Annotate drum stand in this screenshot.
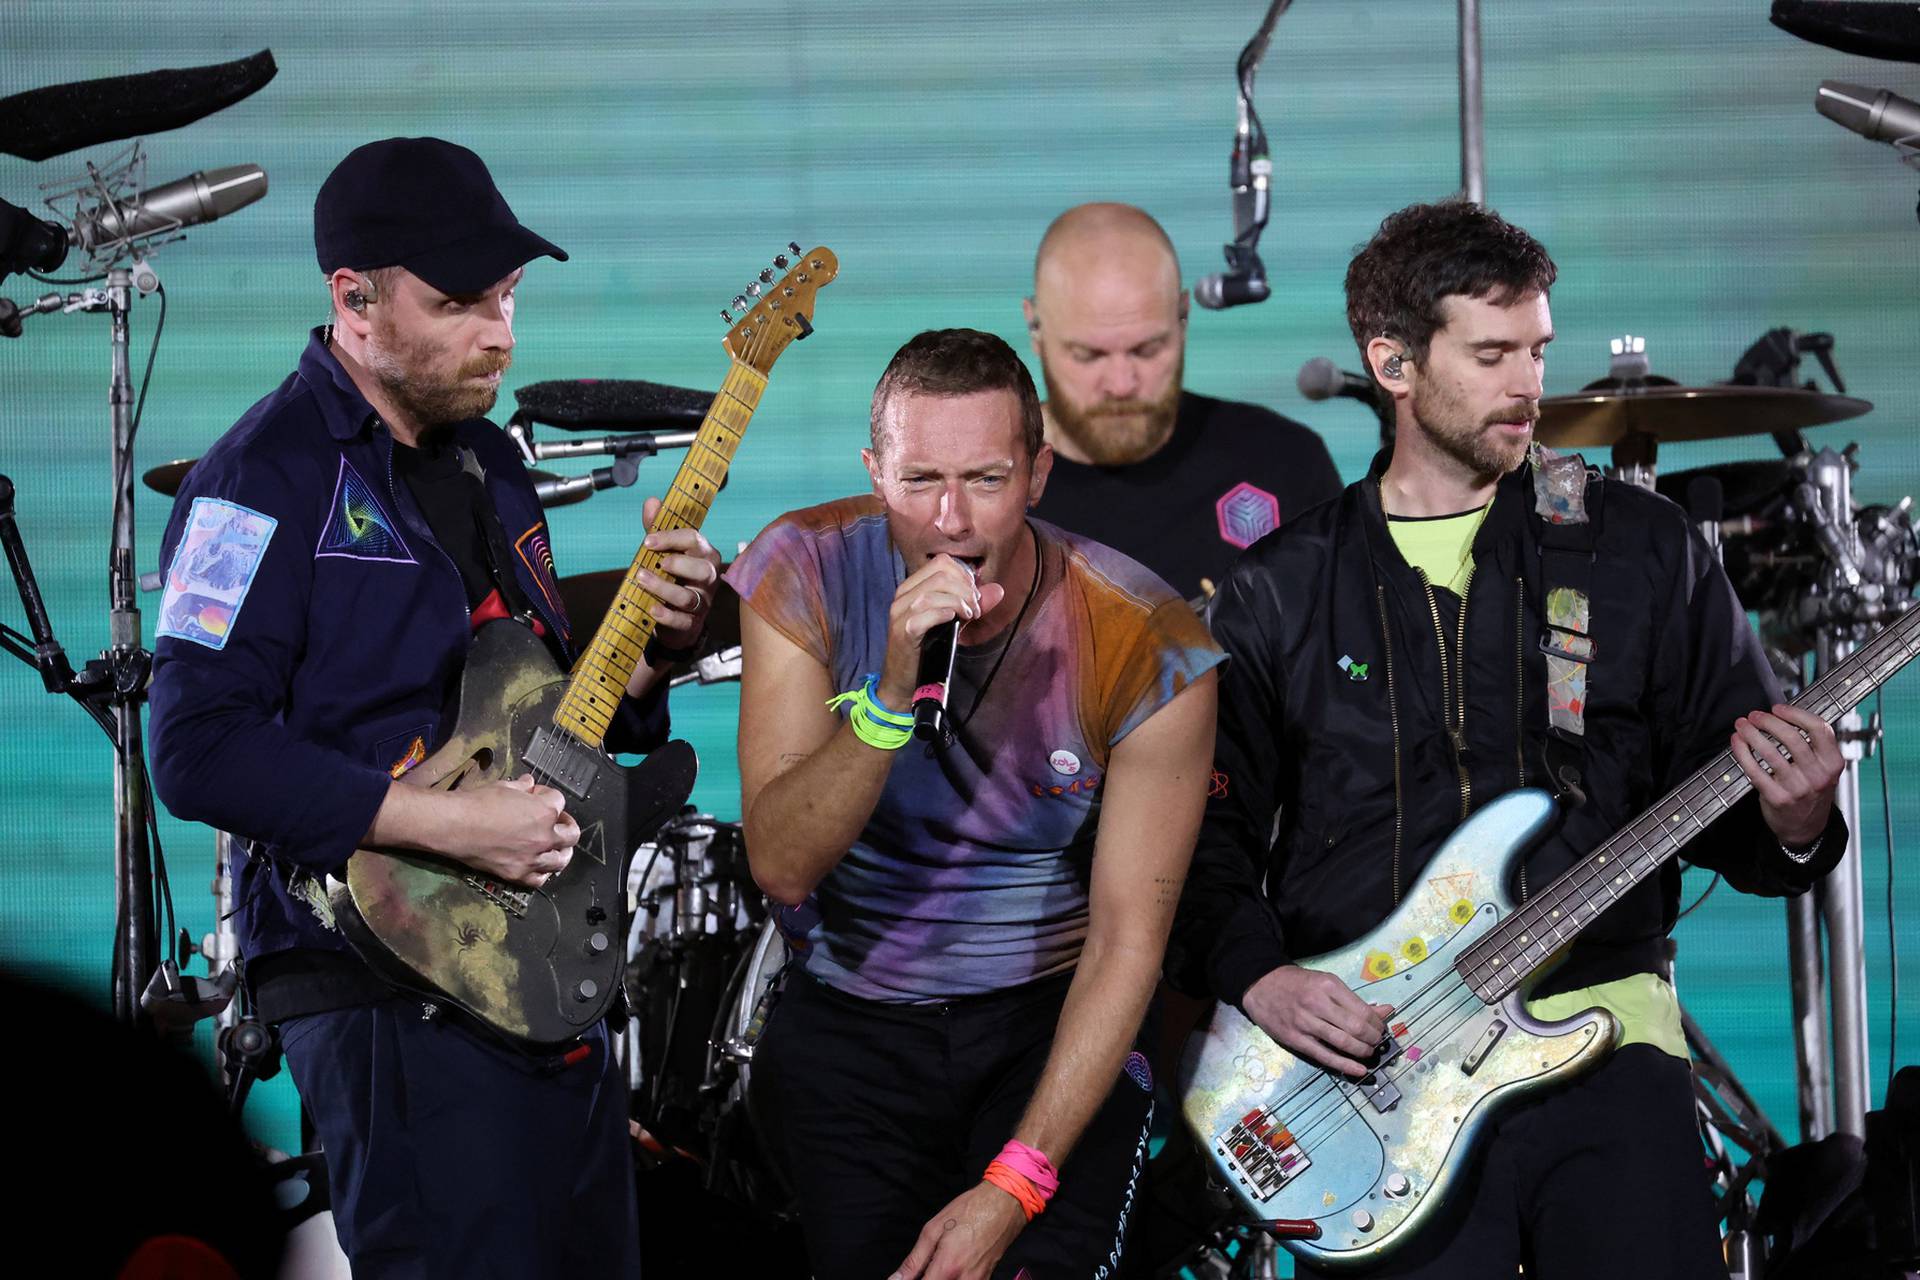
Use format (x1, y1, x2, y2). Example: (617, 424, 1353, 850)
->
(1781, 444, 1916, 1139)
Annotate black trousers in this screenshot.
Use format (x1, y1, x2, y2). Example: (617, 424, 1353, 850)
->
(280, 998, 641, 1280)
(752, 968, 1156, 1280)
(1301, 1044, 1725, 1280)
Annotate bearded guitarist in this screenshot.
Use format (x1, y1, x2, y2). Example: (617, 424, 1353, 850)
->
(1167, 199, 1845, 1280)
(149, 138, 719, 1278)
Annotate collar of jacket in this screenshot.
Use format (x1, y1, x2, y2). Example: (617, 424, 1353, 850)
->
(297, 325, 385, 443)
(1357, 445, 1542, 583)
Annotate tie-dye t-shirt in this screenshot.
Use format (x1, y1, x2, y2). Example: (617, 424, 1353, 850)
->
(725, 495, 1225, 1003)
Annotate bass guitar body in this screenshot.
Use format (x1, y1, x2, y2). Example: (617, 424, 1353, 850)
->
(334, 619, 697, 1049)
(1180, 790, 1617, 1270)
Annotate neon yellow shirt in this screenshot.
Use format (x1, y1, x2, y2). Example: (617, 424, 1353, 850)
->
(1387, 499, 1686, 1059)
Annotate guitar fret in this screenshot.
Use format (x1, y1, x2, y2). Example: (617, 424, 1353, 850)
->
(544, 356, 776, 752)
(1462, 602, 1920, 1001)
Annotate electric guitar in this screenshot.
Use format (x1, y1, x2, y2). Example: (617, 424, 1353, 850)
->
(1181, 599, 1920, 1269)
(332, 246, 840, 1049)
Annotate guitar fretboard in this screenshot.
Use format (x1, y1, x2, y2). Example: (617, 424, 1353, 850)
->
(551, 360, 767, 747)
(1455, 600, 1920, 1002)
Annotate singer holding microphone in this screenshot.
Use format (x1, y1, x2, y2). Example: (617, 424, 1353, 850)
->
(727, 328, 1221, 1279)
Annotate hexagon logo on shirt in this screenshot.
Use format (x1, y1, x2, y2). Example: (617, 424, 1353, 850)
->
(1215, 482, 1281, 549)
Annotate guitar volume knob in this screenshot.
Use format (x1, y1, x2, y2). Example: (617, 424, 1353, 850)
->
(1351, 1209, 1375, 1232)
(587, 931, 610, 955)
(1385, 1173, 1411, 1198)
(575, 979, 599, 1002)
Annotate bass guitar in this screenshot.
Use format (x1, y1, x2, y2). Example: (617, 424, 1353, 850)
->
(1182, 598, 1919, 1268)
(332, 246, 839, 1049)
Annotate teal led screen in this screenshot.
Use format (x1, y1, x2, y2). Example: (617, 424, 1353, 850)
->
(3, 0, 1915, 1215)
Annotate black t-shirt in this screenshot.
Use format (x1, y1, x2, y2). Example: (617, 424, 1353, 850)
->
(391, 431, 494, 608)
(1030, 391, 1343, 601)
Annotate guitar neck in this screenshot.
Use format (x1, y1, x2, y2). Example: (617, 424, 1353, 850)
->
(1457, 600, 1920, 1002)
(550, 359, 767, 748)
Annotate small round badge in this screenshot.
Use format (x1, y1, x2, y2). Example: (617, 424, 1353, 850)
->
(1049, 749, 1082, 776)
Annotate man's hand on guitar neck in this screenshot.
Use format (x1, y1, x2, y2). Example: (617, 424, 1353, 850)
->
(366, 773, 580, 889)
(1243, 964, 1394, 1079)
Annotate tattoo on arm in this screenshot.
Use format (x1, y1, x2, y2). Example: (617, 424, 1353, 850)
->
(1154, 875, 1182, 907)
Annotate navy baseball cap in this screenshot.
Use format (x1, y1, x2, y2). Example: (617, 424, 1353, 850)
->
(314, 137, 567, 294)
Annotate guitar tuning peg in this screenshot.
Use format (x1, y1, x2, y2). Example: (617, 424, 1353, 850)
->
(759, 268, 775, 284)
(747, 282, 763, 298)
(773, 254, 790, 269)
(788, 240, 802, 255)
(732, 294, 749, 312)
(721, 309, 734, 325)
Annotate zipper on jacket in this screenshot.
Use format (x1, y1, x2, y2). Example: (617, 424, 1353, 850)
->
(1375, 585, 1405, 906)
(1514, 579, 1529, 903)
(1414, 566, 1474, 821)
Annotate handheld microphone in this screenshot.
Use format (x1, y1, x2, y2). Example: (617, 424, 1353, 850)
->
(65, 164, 268, 258)
(1815, 80, 1920, 148)
(911, 562, 975, 744)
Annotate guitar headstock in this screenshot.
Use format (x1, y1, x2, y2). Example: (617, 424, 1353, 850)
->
(721, 243, 839, 375)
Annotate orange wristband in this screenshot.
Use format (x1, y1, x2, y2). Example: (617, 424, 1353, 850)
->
(982, 1160, 1048, 1221)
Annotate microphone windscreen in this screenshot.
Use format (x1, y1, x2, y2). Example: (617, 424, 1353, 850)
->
(1296, 357, 1344, 401)
(513, 379, 714, 431)
(0, 50, 278, 162)
(1772, 1, 1920, 64)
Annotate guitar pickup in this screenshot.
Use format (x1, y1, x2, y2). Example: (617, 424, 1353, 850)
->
(525, 725, 601, 800)
(1216, 1108, 1312, 1201)
(1461, 1018, 1508, 1077)
(1357, 1032, 1403, 1113)
(464, 875, 530, 918)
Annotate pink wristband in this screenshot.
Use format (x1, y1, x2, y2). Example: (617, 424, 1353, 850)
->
(996, 1140, 1059, 1200)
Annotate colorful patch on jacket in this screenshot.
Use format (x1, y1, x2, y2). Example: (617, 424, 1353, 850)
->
(315, 458, 415, 564)
(513, 521, 568, 639)
(1215, 481, 1281, 549)
(157, 497, 278, 651)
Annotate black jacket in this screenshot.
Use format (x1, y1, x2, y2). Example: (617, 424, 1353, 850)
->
(1168, 452, 1844, 1010)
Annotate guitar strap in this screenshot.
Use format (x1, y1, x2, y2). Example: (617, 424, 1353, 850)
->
(1532, 445, 1603, 809)
(453, 446, 549, 638)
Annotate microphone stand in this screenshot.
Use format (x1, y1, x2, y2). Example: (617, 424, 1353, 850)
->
(0, 260, 171, 1031)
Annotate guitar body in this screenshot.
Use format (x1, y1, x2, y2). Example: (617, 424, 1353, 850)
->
(333, 620, 697, 1049)
(1180, 790, 1618, 1270)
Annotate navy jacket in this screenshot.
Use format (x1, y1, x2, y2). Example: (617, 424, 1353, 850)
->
(149, 328, 667, 967)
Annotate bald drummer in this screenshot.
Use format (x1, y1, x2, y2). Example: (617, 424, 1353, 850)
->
(1023, 202, 1341, 599)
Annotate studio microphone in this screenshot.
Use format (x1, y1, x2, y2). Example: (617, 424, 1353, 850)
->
(1296, 356, 1383, 407)
(65, 165, 268, 258)
(1815, 80, 1920, 148)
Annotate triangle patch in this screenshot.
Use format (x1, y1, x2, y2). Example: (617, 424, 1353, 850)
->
(316, 458, 416, 564)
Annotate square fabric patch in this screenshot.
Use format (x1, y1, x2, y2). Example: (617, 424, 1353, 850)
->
(157, 497, 278, 650)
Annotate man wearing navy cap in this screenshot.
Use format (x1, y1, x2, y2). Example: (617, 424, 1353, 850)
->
(149, 137, 718, 1277)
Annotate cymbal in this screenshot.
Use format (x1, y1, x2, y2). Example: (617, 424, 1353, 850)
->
(557, 564, 740, 670)
(1535, 385, 1872, 448)
(142, 458, 199, 496)
(145, 456, 591, 511)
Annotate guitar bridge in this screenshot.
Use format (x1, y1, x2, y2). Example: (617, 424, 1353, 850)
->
(464, 875, 530, 918)
(1216, 1108, 1312, 1201)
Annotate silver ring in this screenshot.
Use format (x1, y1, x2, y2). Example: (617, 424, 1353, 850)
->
(687, 586, 706, 612)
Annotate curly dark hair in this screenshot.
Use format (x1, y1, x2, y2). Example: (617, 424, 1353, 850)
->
(869, 328, 1043, 459)
(1345, 199, 1557, 366)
